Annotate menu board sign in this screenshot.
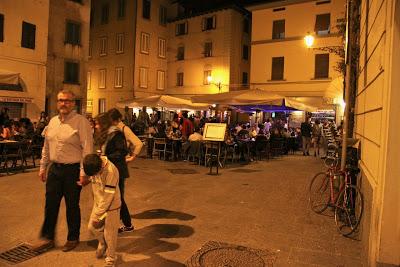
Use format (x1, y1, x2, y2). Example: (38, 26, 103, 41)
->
(203, 123, 226, 141)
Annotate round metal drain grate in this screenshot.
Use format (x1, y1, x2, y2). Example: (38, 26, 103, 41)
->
(186, 241, 276, 267)
(199, 247, 264, 267)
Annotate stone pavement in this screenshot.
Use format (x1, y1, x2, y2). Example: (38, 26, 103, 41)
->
(0, 154, 363, 266)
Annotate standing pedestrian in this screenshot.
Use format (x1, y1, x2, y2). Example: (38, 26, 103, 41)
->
(108, 108, 143, 233)
(300, 117, 312, 156)
(33, 89, 93, 252)
(94, 113, 132, 233)
(312, 119, 322, 157)
(84, 153, 121, 266)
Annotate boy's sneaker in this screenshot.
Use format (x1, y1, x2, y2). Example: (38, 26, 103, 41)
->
(105, 256, 116, 267)
(118, 225, 134, 233)
(96, 242, 106, 259)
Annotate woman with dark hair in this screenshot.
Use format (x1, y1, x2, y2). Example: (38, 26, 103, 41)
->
(94, 113, 133, 233)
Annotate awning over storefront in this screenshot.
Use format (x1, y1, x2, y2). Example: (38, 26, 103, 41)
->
(0, 69, 20, 85)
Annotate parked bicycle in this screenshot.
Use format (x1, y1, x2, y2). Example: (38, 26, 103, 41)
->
(309, 161, 364, 237)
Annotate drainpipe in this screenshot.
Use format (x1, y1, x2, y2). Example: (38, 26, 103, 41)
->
(340, 0, 352, 171)
(132, 0, 138, 98)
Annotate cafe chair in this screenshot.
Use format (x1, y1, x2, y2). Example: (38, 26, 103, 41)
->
(152, 138, 173, 160)
(1, 142, 25, 174)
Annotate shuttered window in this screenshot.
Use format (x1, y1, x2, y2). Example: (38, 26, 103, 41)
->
(176, 22, 188, 36)
(203, 70, 211, 85)
(101, 4, 109, 24)
(116, 33, 124, 53)
(242, 72, 248, 85)
(177, 46, 184, 60)
(115, 67, 123, 88)
(159, 6, 167, 25)
(118, 0, 126, 18)
(139, 67, 148, 88)
(202, 15, 216, 31)
(100, 37, 107, 56)
(87, 71, 91, 90)
(21, 21, 36, 49)
(243, 45, 249, 60)
(176, 72, 184, 86)
(315, 54, 329, 78)
(315, 13, 330, 35)
(158, 38, 166, 58)
(157, 70, 165, 90)
(204, 42, 212, 57)
(65, 21, 81, 45)
(143, 0, 151, 19)
(140, 32, 150, 54)
(64, 61, 79, 84)
(271, 57, 284, 80)
(272, 20, 285, 39)
(99, 69, 106, 88)
(98, 98, 106, 113)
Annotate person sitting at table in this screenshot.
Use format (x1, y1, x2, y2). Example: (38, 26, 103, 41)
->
(1, 120, 12, 140)
(237, 124, 249, 140)
(11, 121, 22, 138)
(249, 125, 258, 138)
(153, 121, 167, 138)
(188, 127, 203, 142)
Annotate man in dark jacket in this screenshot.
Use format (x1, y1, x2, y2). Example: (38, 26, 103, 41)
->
(301, 117, 312, 156)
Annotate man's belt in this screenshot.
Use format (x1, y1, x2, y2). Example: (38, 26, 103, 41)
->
(51, 162, 80, 168)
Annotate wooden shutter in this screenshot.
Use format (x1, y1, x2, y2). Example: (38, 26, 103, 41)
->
(315, 14, 330, 34)
(212, 15, 216, 29)
(271, 57, 284, 80)
(272, 20, 285, 39)
(315, 54, 329, 78)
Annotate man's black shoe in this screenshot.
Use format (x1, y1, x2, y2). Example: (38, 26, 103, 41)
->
(62, 240, 79, 252)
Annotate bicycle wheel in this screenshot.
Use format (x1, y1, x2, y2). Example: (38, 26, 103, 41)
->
(334, 185, 364, 236)
(309, 172, 331, 213)
(324, 156, 338, 168)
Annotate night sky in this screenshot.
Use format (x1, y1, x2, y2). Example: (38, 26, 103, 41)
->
(175, 0, 279, 12)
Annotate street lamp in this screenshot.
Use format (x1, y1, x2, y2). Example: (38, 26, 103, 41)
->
(207, 75, 222, 93)
(304, 33, 315, 48)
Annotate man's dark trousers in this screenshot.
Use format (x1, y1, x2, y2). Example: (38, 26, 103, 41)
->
(41, 163, 81, 241)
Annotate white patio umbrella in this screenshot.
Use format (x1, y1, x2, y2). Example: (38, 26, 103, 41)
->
(116, 95, 210, 110)
(191, 89, 317, 112)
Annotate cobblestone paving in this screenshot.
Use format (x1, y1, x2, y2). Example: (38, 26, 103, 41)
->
(0, 154, 363, 266)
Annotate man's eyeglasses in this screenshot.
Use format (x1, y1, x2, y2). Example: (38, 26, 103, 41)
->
(57, 99, 74, 104)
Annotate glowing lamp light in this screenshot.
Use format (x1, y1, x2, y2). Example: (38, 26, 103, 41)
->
(212, 104, 216, 108)
(207, 76, 213, 83)
(340, 99, 346, 109)
(304, 34, 315, 48)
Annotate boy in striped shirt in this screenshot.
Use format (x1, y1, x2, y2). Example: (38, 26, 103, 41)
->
(83, 154, 121, 266)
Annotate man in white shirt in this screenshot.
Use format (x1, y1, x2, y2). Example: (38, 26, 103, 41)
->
(188, 127, 203, 142)
(34, 90, 93, 252)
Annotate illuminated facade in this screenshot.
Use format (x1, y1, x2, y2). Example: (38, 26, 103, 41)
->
(45, 0, 91, 117)
(247, 0, 346, 119)
(0, 0, 49, 119)
(87, 1, 251, 116)
(356, 0, 400, 266)
(166, 5, 251, 96)
(87, 0, 170, 116)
